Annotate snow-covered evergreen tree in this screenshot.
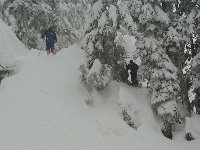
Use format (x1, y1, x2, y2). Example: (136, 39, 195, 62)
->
(190, 3, 200, 90)
(80, 59, 111, 91)
(5, 0, 56, 49)
(130, 0, 181, 138)
(190, 3, 200, 91)
(2, 0, 87, 49)
(55, 1, 87, 48)
(161, 0, 200, 116)
(81, 0, 137, 90)
(191, 52, 200, 89)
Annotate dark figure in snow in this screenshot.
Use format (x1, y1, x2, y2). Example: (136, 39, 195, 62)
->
(41, 26, 57, 55)
(191, 87, 200, 114)
(126, 60, 139, 86)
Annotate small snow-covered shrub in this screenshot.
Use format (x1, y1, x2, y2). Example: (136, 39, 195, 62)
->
(121, 106, 139, 129)
(80, 59, 111, 91)
(185, 132, 195, 141)
(119, 87, 140, 129)
(0, 65, 9, 83)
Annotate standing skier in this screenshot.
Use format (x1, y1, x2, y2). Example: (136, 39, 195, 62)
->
(41, 26, 57, 55)
(126, 60, 139, 86)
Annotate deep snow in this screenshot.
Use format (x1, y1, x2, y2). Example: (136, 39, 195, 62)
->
(0, 18, 200, 150)
(0, 19, 27, 70)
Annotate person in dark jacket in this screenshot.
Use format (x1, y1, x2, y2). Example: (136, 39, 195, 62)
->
(41, 26, 57, 55)
(126, 60, 139, 86)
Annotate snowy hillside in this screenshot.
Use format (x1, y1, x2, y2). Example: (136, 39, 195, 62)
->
(0, 19, 200, 150)
(0, 51, 200, 149)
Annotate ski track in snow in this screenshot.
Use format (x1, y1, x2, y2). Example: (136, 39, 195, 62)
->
(0, 46, 200, 150)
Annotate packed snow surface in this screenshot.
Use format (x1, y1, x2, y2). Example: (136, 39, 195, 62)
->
(0, 18, 200, 150)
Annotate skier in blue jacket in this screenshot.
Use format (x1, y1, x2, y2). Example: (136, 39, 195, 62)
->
(41, 26, 57, 55)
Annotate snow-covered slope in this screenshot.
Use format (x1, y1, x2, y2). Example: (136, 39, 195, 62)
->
(0, 45, 199, 150)
(0, 19, 200, 150)
(0, 19, 27, 69)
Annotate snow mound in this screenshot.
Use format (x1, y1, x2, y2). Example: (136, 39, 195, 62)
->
(0, 19, 27, 69)
(0, 45, 200, 150)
